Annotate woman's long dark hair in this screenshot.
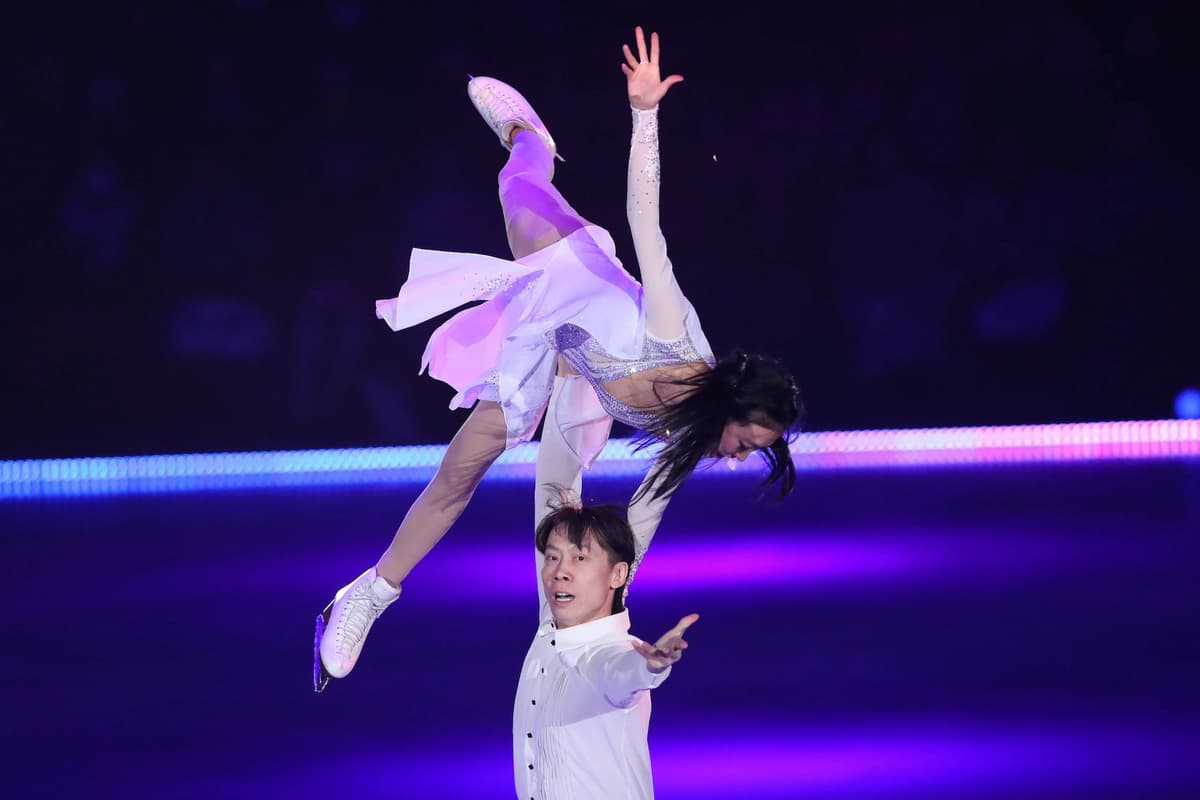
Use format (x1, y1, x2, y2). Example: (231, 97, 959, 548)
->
(634, 350, 803, 503)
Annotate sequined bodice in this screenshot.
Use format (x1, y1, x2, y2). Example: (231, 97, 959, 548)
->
(551, 322, 712, 428)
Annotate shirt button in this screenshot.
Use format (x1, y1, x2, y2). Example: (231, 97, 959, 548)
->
(551, 640, 555, 646)
(528, 764, 534, 770)
(527, 732, 533, 738)
(531, 699, 536, 705)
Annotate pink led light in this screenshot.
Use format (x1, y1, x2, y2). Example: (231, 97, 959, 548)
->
(1, 420, 1197, 498)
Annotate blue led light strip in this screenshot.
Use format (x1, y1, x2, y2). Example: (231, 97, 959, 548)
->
(2, 420, 1197, 499)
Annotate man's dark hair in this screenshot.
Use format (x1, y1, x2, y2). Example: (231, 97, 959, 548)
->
(536, 498, 636, 614)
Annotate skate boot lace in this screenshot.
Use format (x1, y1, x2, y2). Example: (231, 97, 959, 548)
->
(338, 584, 388, 654)
(480, 89, 514, 126)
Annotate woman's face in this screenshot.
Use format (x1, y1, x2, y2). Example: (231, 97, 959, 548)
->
(714, 420, 783, 461)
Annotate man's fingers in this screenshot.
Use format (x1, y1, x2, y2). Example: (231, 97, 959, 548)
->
(653, 614, 699, 650)
(669, 613, 700, 638)
(650, 31, 660, 65)
(635, 26, 648, 63)
(653, 635, 690, 656)
(638, 613, 697, 668)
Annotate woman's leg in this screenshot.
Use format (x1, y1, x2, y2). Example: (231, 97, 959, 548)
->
(317, 396, 509, 687)
(370, 131, 582, 584)
(374, 400, 509, 584)
(500, 130, 592, 259)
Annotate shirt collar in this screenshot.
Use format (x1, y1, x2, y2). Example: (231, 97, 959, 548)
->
(554, 609, 631, 649)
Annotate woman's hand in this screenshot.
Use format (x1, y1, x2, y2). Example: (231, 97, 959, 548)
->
(621, 26, 684, 110)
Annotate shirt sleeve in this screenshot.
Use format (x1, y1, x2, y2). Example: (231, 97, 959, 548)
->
(627, 105, 689, 341)
(575, 641, 671, 708)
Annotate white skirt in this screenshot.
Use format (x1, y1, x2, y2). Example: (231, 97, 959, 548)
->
(376, 224, 646, 466)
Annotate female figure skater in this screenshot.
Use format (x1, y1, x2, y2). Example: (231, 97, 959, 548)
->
(315, 27, 802, 690)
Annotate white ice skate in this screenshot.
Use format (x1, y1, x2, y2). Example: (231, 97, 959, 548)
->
(467, 75, 564, 162)
(313, 567, 400, 692)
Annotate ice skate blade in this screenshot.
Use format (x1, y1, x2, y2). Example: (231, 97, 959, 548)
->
(313, 602, 334, 693)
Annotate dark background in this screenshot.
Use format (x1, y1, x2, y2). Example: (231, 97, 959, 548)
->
(7, 0, 1198, 459)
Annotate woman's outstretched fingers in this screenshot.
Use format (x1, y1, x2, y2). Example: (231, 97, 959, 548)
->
(620, 27, 684, 105)
(623, 43, 639, 71)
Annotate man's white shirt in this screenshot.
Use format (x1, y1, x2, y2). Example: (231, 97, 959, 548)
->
(512, 609, 670, 799)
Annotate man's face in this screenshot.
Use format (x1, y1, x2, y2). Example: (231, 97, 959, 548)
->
(541, 527, 629, 629)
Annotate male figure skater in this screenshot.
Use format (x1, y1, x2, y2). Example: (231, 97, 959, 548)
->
(514, 499, 697, 799)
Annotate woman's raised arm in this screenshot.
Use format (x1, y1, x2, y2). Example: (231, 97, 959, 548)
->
(622, 26, 688, 341)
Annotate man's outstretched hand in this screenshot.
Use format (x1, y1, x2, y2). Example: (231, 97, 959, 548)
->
(633, 613, 699, 673)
